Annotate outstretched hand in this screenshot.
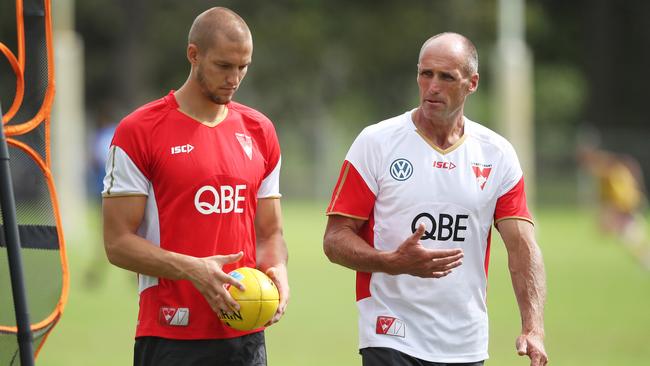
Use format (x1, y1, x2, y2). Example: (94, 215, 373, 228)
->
(516, 332, 548, 366)
(188, 251, 245, 315)
(388, 224, 464, 278)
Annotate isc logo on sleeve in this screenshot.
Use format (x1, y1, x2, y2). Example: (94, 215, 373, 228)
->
(194, 184, 247, 214)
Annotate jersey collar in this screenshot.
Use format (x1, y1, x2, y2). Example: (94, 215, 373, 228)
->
(409, 111, 469, 155)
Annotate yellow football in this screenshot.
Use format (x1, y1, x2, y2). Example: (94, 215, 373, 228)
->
(219, 267, 279, 331)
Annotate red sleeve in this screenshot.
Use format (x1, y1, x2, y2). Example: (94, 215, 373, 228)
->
(262, 120, 281, 178)
(494, 176, 533, 225)
(326, 160, 376, 220)
(111, 116, 152, 180)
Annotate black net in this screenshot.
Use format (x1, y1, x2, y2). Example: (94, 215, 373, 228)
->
(13, 123, 47, 169)
(5, 143, 54, 226)
(5, 0, 50, 162)
(0, 144, 62, 337)
(7, 1, 49, 128)
(0, 0, 65, 363)
(0, 321, 57, 366)
(0, 0, 18, 112)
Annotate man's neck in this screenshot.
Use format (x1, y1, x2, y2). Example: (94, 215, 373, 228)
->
(412, 108, 465, 150)
(174, 82, 228, 126)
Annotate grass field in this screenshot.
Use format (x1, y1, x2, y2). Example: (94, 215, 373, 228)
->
(34, 201, 650, 365)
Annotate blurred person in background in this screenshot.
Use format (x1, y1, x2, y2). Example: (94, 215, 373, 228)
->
(84, 112, 117, 289)
(89, 109, 118, 200)
(577, 143, 650, 269)
(101, 7, 289, 365)
(323, 32, 548, 366)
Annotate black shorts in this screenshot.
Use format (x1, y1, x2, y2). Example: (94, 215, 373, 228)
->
(134, 332, 267, 366)
(360, 347, 485, 366)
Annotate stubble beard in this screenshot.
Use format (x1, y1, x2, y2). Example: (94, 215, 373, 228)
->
(197, 67, 230, 105)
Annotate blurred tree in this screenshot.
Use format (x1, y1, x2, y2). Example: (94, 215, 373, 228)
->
(3, 0, 647, 201)
(74, 0, 498, 198)
(530, 0, 650, 196)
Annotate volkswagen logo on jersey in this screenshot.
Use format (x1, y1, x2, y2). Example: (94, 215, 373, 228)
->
(389, 158, 413, 181)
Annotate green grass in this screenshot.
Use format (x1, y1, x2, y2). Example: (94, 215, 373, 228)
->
(33, 202, 650, 365)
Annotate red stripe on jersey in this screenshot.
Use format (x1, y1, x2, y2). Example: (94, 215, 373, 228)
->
(327, 160, 377, 301)
(327, 160, 376, 219)
(356, 211, 375, 301)
(494, 176, 532, 222)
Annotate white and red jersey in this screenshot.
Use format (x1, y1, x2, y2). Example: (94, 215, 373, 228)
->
(102, 91, 281, 340)
(326, 110, 531, 363)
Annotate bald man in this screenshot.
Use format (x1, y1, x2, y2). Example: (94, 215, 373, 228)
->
(102, 7, 288, 365)
(324, 32, 548, 366)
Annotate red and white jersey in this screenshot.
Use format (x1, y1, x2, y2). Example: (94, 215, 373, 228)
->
(102, 91, 281, 340)
(326, 110, 531, 363)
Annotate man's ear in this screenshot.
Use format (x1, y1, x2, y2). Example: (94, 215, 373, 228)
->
(467, 72, 479, 94)
(187, 43, 199, 64)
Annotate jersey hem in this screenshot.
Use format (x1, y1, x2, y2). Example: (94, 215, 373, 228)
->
(257, 194, 282, 199)
(325, 211, 369, 220)
(494, 216, 534, 226)
(135, 327, 264, 340)
(102, 192, 148, 198)
(359, 341, 488, 363)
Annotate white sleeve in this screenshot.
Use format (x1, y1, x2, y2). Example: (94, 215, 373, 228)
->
(497, 141, 524, 197)
(344, 128, 379, 195)
(102, 145, 150, 197)
(257, 156, 282, 198)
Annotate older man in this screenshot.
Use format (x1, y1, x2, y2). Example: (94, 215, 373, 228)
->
(324, 32, 547, 366)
